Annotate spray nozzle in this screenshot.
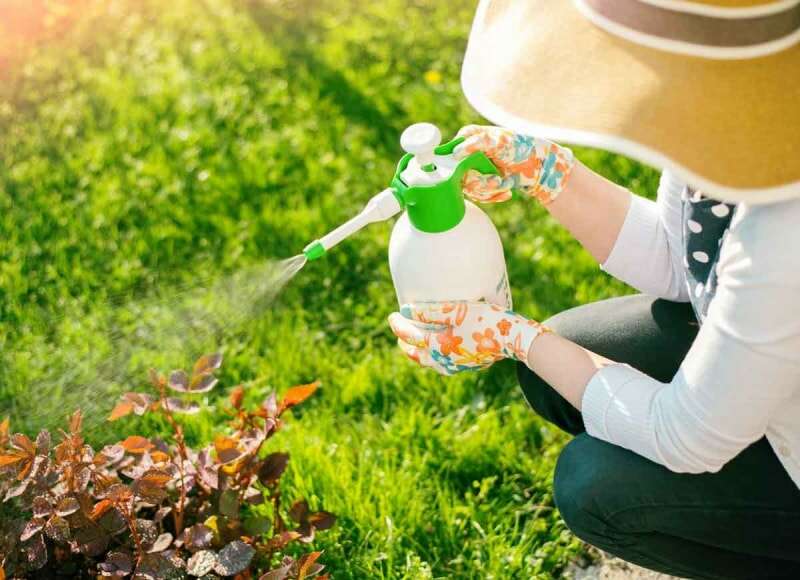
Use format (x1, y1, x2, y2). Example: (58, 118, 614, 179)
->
(302, 240, 326, 261)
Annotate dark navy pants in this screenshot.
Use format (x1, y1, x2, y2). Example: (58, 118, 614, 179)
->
(517, 295, 800, 579)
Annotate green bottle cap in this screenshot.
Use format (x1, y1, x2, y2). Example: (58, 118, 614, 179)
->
(390, 137, 499, 233)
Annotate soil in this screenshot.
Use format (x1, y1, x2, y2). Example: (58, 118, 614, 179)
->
(567, 550, 683, 580)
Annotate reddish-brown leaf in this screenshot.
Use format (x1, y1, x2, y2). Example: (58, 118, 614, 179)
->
(150, 450, 170, 463)
(257, 452, 289, 486)
(182, 524, 214, 552)
(94, 444, 124, 467)
(220, 458, 245, 475)
(214, 435, 242, 469)
(163, 398, 201, 415)
(130, 393, 155, 415)
(168, 370, 190, 393)
(32, 497, 51, 518)
(74, 521, 110, 557)
(186, 550, 217, 576)
(44, 515, 71, 543)
(99, 551, 133, 577)
(309, 511, 336, 531)
(297, 551, 323, 580)
(259, 561, 293, 580)
(111, 392, 155, 419)
(91, 499, 113, 521)
(214, 435, 237, 455)
(56, 496, 80, 517)
(0, 417, 9, 446)
(107, 402, 134, 422)
(190, 373, 218, 393)
(133, 468, 172, 503)
(193, 353, 223, 377)
(25, 532, 47, 569)
(17, 459, 35, 481)
(134, 519, 158, 547)
(0, 452, 26, 468)
(288, 500, 309, 523)
(244, 485, 264, 505)
(120, 435, 153, 454)
(93, 472, 118, 496)
(20, 518, 45, 541)
(54, 437, 72, 462)
(107, 485, 133, 504)
(142, 468, 171, 486)
(11, 433, 35, 455)
(3, 434, 36, 480)
(267, 530, 301, 550)
(147, 532, 174, 553)
(69, 410, 83, 435)
(35, 430, 50, 456)
(229, 386, 245, 410)
(279, 381, 319, 411)
(134, 552, 178, 578)
(213, 540, 255, 576)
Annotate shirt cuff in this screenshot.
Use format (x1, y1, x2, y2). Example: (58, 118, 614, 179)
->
(601, 194, 661, 279)
(582, 363, 663, 454)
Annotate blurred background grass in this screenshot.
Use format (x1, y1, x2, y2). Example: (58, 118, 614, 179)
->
(0, 0, 658, 577)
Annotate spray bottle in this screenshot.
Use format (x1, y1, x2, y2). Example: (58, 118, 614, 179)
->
(303, 123, 512, 308)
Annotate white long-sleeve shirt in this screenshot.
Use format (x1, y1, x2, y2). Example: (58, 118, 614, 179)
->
(583, 171, 800, 487)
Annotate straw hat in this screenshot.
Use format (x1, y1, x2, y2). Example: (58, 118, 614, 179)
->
(461, 0, 800, 203)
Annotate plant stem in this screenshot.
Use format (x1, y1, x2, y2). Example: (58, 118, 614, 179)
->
(272, 490, 283, 534)
(120, 502, 143, 564)
(158, 384, 188, 535)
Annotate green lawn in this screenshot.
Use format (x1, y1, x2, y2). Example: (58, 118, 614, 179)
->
(0, 0, 659, 577)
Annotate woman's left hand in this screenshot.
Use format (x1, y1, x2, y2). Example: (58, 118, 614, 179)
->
(388, 301, 549, 375)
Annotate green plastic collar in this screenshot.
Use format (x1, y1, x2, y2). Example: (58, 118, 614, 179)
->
(390, 137, 499, 233)
(303, 239, 325, 261)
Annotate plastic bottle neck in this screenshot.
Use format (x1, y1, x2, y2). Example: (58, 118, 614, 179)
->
(391, 154, 466, 233)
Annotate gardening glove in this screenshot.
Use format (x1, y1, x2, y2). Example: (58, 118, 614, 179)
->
(388, 301, 550, 375)
(453, 125, 575, 205)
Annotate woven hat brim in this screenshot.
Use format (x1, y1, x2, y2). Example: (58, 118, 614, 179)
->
(461, 0, 800, 203)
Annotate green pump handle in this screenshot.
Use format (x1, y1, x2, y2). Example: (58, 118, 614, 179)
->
(390, 136, 500, 233)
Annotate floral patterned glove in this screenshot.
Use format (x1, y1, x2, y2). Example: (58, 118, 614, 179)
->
(452, 125, 575, 205)
(388, 301, 550, 375)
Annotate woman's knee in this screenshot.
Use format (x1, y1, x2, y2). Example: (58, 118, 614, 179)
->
(553, 434, 643, 544)
(553, 435, 607, 541)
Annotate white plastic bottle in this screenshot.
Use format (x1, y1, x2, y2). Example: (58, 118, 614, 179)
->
(388, 123, 512, 308)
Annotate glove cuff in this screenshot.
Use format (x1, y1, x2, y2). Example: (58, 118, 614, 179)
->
(500, 317, 551, 362)
(527, 141, 575, 205)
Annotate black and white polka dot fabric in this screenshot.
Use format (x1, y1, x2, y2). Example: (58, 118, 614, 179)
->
(682, 188, 736, 322)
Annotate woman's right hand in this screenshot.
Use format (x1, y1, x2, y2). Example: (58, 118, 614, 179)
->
(452, 125, 574, 205)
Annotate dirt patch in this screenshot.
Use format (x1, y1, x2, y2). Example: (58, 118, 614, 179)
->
(567, 550, 683, 580)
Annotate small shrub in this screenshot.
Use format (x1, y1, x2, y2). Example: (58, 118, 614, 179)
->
(0, 354, 334, 579)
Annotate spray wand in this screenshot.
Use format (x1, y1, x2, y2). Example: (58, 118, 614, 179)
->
(302, 123, 498, 261)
